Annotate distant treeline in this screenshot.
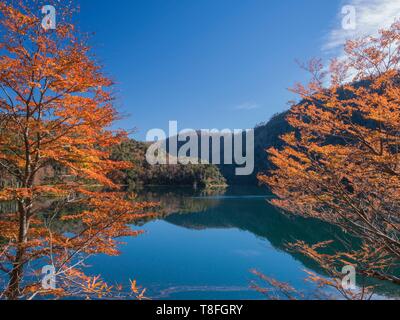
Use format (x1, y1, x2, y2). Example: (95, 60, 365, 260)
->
(1, 113, 291, 189)
(110, 110, 293, 189)
(161, 111, 292, 186)
(219, 111, 291, 185)
(109, 139, 227, 189)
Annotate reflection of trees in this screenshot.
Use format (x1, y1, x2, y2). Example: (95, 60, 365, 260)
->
(0, 201, 18, 215)
(165, 195, 350, 254)
(136, 187, 225, 223)
(3, 186, 398, 298)
(161, 189, 400, 298)
(0, 199, 86, 236)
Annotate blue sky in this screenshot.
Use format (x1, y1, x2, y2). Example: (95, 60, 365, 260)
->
(76, 0, 400, 140)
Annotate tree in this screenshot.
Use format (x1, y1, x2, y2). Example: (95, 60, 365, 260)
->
(109, 139, 227, 190)
(0, 0, 155, 299)
(258, 21, 400, 294)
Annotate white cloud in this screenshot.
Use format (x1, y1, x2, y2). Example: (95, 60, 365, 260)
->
(324, 0, 400, 52)
(234, 102, 260, 111)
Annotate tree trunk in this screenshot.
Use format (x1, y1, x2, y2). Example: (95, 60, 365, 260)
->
(6, 203, 28, 300)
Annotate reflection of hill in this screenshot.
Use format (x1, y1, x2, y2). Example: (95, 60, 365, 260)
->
(140, 187, 346, 258)
(161, 189, 399, 298)
(137, 187, 226, 220)
(165, 196, 347, 255)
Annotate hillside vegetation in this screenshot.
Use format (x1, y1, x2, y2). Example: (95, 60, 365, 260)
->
(109, 139, 227, 189)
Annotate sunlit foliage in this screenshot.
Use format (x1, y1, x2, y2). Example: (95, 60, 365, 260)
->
(0, 0, 156, 299)
(259, 21, 400, 294)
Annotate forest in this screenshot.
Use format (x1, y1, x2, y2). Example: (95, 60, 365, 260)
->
(0, 0, 399, 301)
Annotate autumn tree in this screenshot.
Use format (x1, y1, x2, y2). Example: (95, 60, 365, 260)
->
(0, 0, 155, 299)
(258, 21, 400, 295)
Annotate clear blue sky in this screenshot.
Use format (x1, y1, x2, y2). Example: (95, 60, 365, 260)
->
(77, 0, 342, 140)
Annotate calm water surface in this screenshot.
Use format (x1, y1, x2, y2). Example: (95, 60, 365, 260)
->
(86, 186, 399, 300)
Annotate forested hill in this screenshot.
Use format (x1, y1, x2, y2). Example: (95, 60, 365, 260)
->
(220, 111, 291, 185)
(156, 76, 379, 186)
(161, 111, 292, 186)
(1, 112, 291, 189)
(109, 139, 227, 189)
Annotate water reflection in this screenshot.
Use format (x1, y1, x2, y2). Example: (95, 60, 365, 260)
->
(140, 186, 349, 272)
(2, 186, 399, 299)
(134, 186, 400, 299)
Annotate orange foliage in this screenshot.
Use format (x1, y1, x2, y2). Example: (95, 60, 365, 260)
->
(258, 21, 400, 290)
(0, 1, 156, 299)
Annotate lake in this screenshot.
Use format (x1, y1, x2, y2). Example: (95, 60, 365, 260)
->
(83, 186, 399, 300)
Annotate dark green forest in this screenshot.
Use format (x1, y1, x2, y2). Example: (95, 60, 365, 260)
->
(108, 111, 292, 188)
(1, 111, 290, 189)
